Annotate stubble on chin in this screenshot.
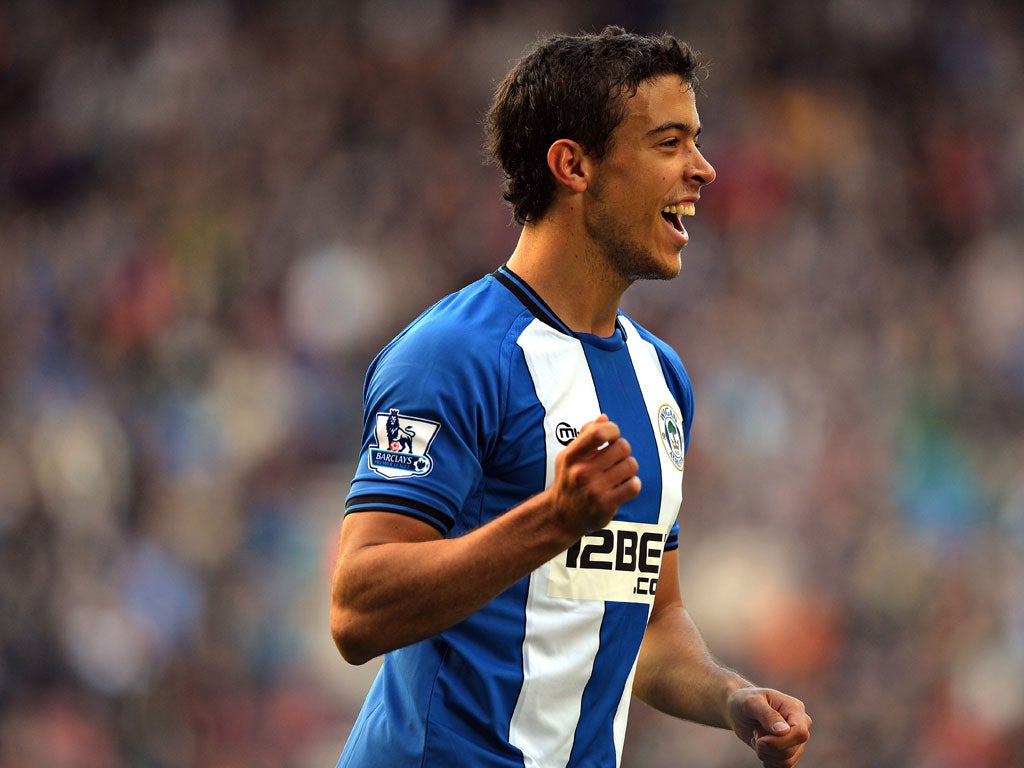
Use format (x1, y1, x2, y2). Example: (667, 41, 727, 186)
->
(585, 205, 682, 284)
(589, 219, 684, 286)
(614, 245, 682, 283)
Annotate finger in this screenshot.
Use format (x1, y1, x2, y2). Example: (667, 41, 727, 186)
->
(577, 413, 610, 440)
(763, 700, 811, 745)
(603, 451, 639, 486)
(754, 739, 806, 768)
(764, 690, 810, 726)
(573, 415, 619, 450)
(566, 445, 638, 498)
(767, 718, 791, 736)
(587, 436, 633, 471)
(779, 718, 811, 745)
(754, 719, 810, 752)
(602, 467, 641, 506)
(751, 699, 791, 738)
(566, 425, 624, 463)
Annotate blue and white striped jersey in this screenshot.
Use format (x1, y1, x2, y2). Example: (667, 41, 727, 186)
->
(339, 265, 694, 768)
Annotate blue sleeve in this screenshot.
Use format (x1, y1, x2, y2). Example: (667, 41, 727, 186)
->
(345, 308, 502, 535)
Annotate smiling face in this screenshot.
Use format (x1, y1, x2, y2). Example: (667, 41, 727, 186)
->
(582, 74, 716, 282)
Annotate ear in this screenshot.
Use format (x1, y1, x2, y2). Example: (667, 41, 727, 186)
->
(546, 139, 589, 194)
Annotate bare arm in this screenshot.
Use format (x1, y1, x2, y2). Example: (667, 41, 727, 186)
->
(634, 551, 812, 767)
(330, 415, 640, 664)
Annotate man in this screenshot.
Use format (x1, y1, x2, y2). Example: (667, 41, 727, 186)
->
(330, 26, 811, 768)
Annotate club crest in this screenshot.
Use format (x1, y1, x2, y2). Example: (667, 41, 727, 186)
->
(657, 404, 685, 471)
(368, 408, 441, 479)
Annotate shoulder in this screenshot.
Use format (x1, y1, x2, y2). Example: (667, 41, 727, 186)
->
(385, 275, 520, 352)
(366, 273, 530, 396)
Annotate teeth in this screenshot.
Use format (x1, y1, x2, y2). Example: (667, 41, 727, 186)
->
(662, 203, 696, 216)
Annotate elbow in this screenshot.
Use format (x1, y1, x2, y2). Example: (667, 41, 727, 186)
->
(330, 605, 379, 666)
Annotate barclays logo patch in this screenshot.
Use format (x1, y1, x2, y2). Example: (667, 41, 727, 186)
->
(368, 408, 441, 479)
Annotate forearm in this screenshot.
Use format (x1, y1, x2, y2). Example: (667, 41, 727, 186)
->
(331, 492, 577, 664)
(633, 605, 752, 729)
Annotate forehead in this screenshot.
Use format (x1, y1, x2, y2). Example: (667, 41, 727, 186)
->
(619, 75, 698, 133)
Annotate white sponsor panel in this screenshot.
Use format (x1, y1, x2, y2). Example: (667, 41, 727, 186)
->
(548, 521, 670, 604)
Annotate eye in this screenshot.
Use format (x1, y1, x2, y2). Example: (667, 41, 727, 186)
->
(660, 138, 679, 148)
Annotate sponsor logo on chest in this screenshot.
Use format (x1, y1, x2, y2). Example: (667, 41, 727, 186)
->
(547, 521, 670, 604)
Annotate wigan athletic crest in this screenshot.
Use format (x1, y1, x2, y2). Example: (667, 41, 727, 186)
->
(368, 408, 441, 479)
(657, 403, 685, 471)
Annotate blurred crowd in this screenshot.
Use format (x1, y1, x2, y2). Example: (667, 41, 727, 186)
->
(1, 0, 1023, 766)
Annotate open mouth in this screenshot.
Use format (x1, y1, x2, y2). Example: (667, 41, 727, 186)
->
(661, 203, 695, 240)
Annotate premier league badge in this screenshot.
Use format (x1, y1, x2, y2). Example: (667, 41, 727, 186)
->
(368, 408, 441, 479)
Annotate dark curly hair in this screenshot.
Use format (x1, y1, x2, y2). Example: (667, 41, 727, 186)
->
(486, 26, 703, 224)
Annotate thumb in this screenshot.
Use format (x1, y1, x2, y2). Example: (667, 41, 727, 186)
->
(746, 698, 790, 739)
(729, 686, 794, 748)
(760, 712, 791, 738)
(748, 720, 790, 750)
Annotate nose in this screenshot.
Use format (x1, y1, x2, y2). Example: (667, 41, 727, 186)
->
(690, 147, 716, 188)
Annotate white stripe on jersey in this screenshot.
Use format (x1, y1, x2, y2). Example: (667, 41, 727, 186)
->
(619, 316, 685, 534)
(510, 319, 603, 768)
(509, 317, 686, 768)
(610, 316, 686, 755)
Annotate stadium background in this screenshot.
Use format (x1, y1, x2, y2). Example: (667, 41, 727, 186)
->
(1, 0, 1022, 765)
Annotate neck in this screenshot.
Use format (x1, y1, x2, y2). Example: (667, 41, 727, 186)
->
(506, 217, 629, 337)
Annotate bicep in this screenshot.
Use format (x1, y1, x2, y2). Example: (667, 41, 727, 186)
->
(332, 511, 442, 592)
(329, 510, 447, 663)
(340, 510, 444, 551)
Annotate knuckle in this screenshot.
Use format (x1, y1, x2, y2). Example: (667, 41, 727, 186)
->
(565, 463, 588, 485)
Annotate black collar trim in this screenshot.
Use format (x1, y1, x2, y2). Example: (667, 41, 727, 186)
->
(492, 264, 627, 343)
(492, 265, 573, 335)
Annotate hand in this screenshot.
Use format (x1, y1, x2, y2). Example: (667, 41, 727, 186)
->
(546, 414, 641, 537)
(726, 686, 811, 768)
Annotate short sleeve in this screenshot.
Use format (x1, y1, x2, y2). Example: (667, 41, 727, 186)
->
(345, 305, 503, 534)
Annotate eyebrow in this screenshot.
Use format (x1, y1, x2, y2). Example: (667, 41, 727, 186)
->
(645, 121, 702, 138)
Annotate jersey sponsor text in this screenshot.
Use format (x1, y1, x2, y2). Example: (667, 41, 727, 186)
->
(547, 520, 670, 604)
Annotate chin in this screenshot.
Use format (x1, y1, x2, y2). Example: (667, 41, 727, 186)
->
(608, 241, 682, 283)
(634, 255, 682, 282)
(625, 267, 679, 283)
